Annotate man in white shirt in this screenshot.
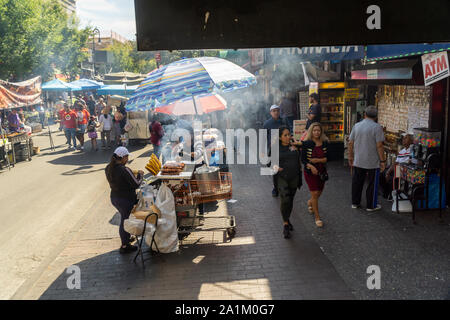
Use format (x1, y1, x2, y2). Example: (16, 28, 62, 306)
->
(348, 106, 386, 212)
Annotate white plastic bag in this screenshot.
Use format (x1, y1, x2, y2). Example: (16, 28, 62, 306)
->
(124, 215, 155, 236)
(147, 183, 179, 253)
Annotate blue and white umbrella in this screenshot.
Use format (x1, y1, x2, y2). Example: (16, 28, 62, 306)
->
(126, 57, 256, 112)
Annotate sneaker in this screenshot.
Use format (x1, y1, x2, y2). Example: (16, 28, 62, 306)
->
(119, 244, 138, 254)
(272, 188, 279, 197)
(80, 146, 84, 151)
(67, 145, 73, 150)
(366, 205, 382, 212)
(283, 225, 291, 239)
(352, 204, 361, 209)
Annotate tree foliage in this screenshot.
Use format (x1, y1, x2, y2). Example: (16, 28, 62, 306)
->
(0, 0, 90, 81)
(108, 40, 221, 74)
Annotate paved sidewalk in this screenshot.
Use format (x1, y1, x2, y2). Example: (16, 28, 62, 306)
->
(15, 162, 354, 300)
(14, 157, 449, 300)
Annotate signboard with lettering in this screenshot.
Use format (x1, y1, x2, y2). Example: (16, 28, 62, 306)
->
(345, 88, 360, 99)
(266, 46, 364, 62)
(319, 82, 345, 89)
(421, 52, 449, 86)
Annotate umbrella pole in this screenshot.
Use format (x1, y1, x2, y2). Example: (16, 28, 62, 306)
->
(192, 96, 209, 168)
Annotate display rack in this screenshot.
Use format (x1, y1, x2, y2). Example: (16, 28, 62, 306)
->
(319, 91, 345, 143)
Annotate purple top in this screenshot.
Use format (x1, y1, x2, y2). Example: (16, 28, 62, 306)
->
(7, 113, 20, 132)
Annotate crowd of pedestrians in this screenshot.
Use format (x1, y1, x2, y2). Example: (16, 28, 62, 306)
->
(264, 99, 385, 239)
(56, 95, 128, 152)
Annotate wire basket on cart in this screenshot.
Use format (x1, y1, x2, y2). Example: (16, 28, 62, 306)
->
(168, 172, 236, 242)
(171, 172, 232, 206)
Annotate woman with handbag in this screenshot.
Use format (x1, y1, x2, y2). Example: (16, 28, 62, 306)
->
(272, 126, 302, 239)
(302, 122, 328, 228)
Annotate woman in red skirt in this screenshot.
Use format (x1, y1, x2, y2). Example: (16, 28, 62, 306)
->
(301, 123, 328, 227)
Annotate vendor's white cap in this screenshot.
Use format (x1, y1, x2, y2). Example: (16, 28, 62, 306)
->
(270, 104, 280, 111)
(114, 146, 130, 158)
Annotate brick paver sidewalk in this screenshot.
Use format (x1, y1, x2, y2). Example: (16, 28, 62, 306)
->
(15, 164, 354, 300)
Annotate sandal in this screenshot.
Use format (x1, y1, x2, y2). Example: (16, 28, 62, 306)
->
(315, 219, 324, 228)
(307, 201, 313, 214)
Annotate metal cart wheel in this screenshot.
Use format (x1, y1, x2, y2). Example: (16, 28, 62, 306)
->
(227, 227, 236, 240)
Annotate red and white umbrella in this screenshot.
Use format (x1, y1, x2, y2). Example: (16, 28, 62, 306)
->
(155, 94, 227, 116)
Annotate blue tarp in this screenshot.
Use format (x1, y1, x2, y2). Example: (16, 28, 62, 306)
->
(41, 79, 82, 91)
(69, 79, 103, 90)
(367, 43, 450, 61)
(97, 84, 138, 96)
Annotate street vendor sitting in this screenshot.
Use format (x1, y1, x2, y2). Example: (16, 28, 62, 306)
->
(7, 109, 22, 133)
(380, 133, 414, 199)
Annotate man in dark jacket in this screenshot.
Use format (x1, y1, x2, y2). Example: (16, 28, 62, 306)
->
(306, 93, 321, 130)
(263, 104, 288, 197)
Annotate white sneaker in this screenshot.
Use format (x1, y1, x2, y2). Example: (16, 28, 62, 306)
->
(352, 204, 361, 209)
(80, 146, 84, 150)
(366, 205, 382, 212)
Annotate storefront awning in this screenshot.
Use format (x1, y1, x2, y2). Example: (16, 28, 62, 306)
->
(367, 43, 450, 61)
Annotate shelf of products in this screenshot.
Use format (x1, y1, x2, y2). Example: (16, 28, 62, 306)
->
(320, 90, 345, 142)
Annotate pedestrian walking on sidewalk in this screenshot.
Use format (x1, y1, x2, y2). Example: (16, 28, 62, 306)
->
(149, 112, 164, 158)
(105, 147, 144, 254)
(272, 126, 302, 239)
(264, 104, 289, 197)
(62, 104, 78, 149)
(75, 102, 90, 151)
(87, 115, 100, 151)
(99, 108, 113, 149)
(302, 123, 328, 228)
(348, 106, 386, 212)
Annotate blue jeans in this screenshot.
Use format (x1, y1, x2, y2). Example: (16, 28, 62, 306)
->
(152, 144, 161, 158)
(110, 197, 136, 246)
(64, 128, 77, 147)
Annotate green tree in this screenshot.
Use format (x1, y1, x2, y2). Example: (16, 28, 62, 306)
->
(0, 0, 90, 81)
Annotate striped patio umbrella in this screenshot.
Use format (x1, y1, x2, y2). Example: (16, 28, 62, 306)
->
(155, 94, 227, 116)
(125, 57, 256, 112)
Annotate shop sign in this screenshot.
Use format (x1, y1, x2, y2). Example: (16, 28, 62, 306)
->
(367, 69, 378, 79)
(267, 46, 364, 62)
(319, 82, 345, 89)
(345, 88, 360, 99)
(250, 49, 264, 66)
(421, 51, 449, 86)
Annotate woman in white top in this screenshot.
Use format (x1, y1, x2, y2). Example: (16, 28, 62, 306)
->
(98, 108, 113, 149)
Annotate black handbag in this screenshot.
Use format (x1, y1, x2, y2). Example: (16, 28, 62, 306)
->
(319, 170, 329, 182)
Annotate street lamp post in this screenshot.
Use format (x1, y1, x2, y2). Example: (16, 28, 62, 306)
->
(92, 28, 101, 77)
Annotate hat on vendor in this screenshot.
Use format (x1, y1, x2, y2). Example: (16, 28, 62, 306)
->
(270, 104, 280, 111)
(114, 146, 130, 158)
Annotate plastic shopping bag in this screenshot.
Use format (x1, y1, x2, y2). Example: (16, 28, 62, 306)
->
(147, 183, 179, 253)
(124, 215, 155, 236)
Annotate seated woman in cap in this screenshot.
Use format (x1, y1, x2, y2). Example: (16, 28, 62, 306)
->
(105, 146, 144, 254)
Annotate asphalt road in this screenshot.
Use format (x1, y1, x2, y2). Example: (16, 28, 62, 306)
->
(0, 125, 151, 299)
